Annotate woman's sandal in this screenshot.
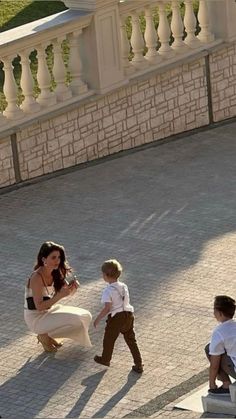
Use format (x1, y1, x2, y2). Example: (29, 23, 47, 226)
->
(37, 334, 57, 353)
(49, 337, 63, 348)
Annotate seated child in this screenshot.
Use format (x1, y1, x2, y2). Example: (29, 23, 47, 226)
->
(205, 295, 236, 395)
(93, 259, 143, 373)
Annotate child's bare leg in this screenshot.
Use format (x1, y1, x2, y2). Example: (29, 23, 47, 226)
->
(205, 345, 232, 388)
(219, 354, 234, 388)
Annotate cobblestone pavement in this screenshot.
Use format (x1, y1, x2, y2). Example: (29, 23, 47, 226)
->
(1, 120, 236, 418)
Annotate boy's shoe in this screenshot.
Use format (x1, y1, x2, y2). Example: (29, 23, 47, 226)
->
(132, 364, 144, 374)
(208, 387, 230, 396)
(94, 355, 110, 367)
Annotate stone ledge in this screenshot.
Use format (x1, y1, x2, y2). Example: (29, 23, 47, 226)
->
(202, 395, 236, 416)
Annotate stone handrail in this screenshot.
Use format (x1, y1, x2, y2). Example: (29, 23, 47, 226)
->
(0, 9, 93, 127)
(1, 0, 236, 132)
(119, 0, 214, 75)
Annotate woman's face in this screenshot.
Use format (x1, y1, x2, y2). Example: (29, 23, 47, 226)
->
(44, 250, 61, 270)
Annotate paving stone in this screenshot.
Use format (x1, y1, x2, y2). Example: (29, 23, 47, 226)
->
(1, 121, 236, 418)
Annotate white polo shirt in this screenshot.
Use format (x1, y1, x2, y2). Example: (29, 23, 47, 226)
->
(101, 281, 134, 317)
(209, 319, 236, 371)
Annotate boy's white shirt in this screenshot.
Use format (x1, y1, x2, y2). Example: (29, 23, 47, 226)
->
(101, 281, 134, 317)
(209, 319, 236, 371)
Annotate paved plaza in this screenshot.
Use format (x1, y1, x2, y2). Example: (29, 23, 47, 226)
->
(0, 120, 236, 418)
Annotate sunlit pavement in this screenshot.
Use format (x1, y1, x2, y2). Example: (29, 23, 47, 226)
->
(1, 120, 236, 418)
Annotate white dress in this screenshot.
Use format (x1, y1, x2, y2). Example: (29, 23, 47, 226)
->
(24, 285, 92, 347)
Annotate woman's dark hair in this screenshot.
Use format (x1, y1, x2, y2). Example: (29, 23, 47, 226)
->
(214, 295, 236, 318)
(34, 241, 71, 292)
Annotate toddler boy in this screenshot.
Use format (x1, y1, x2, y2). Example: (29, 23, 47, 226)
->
(94, 259, 143, 373)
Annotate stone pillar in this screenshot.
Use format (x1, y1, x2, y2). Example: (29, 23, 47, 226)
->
(63, 0, 125, 93)
(207, 0, 236, 42)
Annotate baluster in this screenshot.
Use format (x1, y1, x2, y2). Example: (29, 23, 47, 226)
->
(158, 1, 175, 58)
(197, 0, 214, 43)
(171, 0, 188, 53)
(0, 113, 9, 127)
(2, 57, 24, 120)
(120, 15, 135, 75)
(184, 0, 201, 48)
(130, 11, 147, 69)
(20, 49, 41, 114)
(67, 30, 88, 96)
(144, 6, 162, 64)
(36, 44, 57, 107)
(52, 37, 72, 101)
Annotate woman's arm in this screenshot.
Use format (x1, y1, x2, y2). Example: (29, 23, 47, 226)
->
(30, 273, 74, 311)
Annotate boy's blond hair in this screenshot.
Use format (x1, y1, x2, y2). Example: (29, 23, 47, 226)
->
(101, 259, 123, 279)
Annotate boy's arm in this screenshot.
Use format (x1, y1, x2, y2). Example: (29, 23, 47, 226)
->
(209, 355, 221, 389)
(94, 302, 112, 328)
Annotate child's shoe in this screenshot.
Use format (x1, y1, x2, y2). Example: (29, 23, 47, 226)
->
(208, 387, 230, 396)
(132, 364, 144, 373)
(94, 355, 110, 367)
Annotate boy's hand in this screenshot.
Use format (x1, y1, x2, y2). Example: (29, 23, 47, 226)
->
(94, 318, 99, 328)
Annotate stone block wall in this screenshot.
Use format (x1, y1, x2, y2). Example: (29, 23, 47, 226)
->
(1, 40, 236, 190)
(211, 42, 236, 121)
(16, 57, 208, 183)
(0, 137, 15, 188)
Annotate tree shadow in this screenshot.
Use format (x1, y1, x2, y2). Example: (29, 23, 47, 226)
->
(66, 370, 106, 418)
(0, 128, 236, 348)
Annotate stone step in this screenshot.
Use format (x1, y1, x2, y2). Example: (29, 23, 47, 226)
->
(202, 395, 236, 416)
(230, 383, 236, 404)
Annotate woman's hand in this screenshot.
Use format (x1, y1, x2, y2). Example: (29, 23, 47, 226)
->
(59, 284, 76, 299)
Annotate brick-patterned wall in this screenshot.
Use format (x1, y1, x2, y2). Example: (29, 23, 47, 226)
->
(211, 42, 236, 122)
(17, 57, 209, 182)
(0, 138, 15, 188)
(1, 41, 236, 190)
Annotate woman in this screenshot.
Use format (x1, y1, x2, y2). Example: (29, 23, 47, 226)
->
(24, 241, 92, 352)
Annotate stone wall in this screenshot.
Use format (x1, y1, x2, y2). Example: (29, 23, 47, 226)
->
(1, 40, 236, 190)
(15, 57, 208, 183)
(211, 42, 236, 122)
(0, 137, 15, 188)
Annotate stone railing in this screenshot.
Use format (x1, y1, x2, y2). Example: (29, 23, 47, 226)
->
(1, 0, 236, 130)
(0, 9, 93, 127)
(1, 0, 236, 189)
(119, 0, 214, 75)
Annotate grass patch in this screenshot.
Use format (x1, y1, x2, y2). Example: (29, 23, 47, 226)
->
(0, 0, 67, 32)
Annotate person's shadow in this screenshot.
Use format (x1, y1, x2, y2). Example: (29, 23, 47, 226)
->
(92, 371, 141, 418)
(0, 352, 79, 418)
(66, 370, 140, 418)
(66, 370, 106, 417)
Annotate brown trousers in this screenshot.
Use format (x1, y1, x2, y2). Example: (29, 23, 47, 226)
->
(101, 311, 142, 366)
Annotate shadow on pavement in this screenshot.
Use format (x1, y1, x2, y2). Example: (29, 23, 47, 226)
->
(66, 370, 106, 418)
(0, 353, 78, 418)
(92, 371, 141, 417)
(1, 127, 236, 347)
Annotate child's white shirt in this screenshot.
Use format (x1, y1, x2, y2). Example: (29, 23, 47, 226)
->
(209, 319, 236, 370)
(101, 281, 134, 317)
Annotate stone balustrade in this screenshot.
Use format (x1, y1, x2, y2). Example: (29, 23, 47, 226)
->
(1, 0, 236, 189)
(0, 0, 225, 129)
(0, 10, 93, 126)
(119, 0, 214, 74)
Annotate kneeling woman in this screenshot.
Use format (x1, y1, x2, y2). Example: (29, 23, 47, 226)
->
(24, 241, 92, 352)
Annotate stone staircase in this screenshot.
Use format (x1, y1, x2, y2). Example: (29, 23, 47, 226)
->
(202, 383, 236, 416)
